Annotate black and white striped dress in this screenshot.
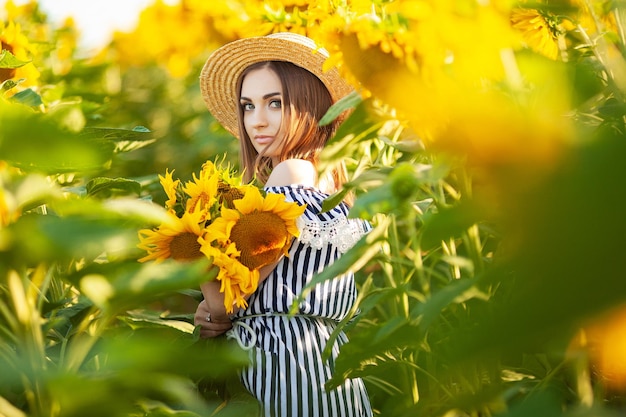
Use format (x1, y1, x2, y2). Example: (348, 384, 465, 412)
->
(229, 185, 373, 417)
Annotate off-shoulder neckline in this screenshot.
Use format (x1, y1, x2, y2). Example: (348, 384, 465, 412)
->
(264, 184, 329, 195)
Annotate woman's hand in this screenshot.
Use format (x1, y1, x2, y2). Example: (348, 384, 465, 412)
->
(196, 265, 277, 339)
(194, 300, 233, 338)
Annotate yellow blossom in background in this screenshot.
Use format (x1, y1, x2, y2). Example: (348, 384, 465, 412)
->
(323, 1, 523, 140)
(109, 0, 220, 77)
(2, 0, 49, 44)
(579, 305, 626, 392)
(2, 0, 77, 78)
(0, 19, 40, 90)
(0, 176, 18, 228)
(107, 0, 318, 77)
(49, 17, 78, 75)
(511, 7, 563, 60)
(0, 188, 11, 227)
(569, 0, 619, 37)
(322, 0, 581, 174)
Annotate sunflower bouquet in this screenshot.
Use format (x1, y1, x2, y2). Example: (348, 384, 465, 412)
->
(137, 160, 306, 313)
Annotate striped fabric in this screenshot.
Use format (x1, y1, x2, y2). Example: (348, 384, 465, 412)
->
(230, 185, 373, 417)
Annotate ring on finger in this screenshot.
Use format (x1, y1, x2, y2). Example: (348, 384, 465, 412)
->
(206, 313, 211, 322)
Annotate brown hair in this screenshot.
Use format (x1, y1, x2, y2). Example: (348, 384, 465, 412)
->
(236, 61, 348, 193)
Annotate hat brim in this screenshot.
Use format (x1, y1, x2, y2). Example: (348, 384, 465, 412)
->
(199, 33, 352, 138)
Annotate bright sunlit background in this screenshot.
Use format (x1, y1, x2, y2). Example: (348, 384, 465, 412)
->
(2, 0, 176, 51)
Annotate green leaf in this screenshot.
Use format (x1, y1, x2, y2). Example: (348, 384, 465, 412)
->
(420, 201, 482, 250)
(349, 185, 395, 220)
(10, 88, 43, 107)
(0, 100, 114, 173)
(319, 99, 389, 174)
(319, 90, 362, 126)
(80, 126, 156, 153)
(0, 49, 30, 69)
(86, 177, 142, 197)
(79, 260, 217, 311)
(120, 310, 195, 334)
(1, 196, 169, 266)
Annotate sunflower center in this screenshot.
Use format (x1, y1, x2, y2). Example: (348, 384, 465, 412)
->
(0, 42, 16, 82)
(218, 182, 245, 208)
(188, 193, 211, 213)
(169, 232, 202, 261)
(230, 211, 289, 270)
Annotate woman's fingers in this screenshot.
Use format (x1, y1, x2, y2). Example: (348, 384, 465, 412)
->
(194, 300, 233, 338)
(197, 321, 233, 338)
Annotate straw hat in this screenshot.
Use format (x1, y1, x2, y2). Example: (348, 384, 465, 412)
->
(199, 32, 353, 138)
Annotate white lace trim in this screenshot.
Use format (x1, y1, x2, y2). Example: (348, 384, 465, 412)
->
(296, 215, 366, 253)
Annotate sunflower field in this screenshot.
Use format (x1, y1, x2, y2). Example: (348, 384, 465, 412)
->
(2, 0, 626, 416)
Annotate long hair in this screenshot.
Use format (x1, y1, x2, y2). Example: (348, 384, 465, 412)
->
(235, 61, 348, 194)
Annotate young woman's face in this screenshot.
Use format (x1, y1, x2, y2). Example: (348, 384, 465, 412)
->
(240, 67, 288, 162)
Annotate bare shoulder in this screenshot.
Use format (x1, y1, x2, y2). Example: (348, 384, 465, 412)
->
(265, 159, 317, 187)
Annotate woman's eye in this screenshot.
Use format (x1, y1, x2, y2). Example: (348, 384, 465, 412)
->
(241, 102, 254, 111)
(269, 99, 282, 109)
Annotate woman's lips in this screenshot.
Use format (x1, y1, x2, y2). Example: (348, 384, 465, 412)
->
(254, 135, 273, 145)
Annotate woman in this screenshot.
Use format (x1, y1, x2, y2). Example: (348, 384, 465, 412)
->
(196, 32, 373, 417)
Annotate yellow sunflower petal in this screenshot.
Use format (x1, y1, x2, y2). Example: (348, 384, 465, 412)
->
(183, 167, 219, 215)
(158, 169, 180, 212)
(232, 185, 265, 214)
(200, 240, 258, 313)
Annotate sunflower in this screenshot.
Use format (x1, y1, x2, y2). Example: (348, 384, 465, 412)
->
(511, 7, 563, 60)
(205, 186, 306, 270)
(138, 163, 306, 313)
(209, 160, 248, 208)
(217, 181, 247, 208)
(138, 209, 205, 262)
(199, 240, 260, 312)
(0, 20, 40, 88)
(183, 166, 219, 218)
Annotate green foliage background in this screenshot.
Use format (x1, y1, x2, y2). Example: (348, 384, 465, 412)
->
(2, 1, 626, 416)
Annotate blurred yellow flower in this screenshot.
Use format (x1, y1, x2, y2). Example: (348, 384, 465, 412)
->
(0, 162, 19, 227)
(568, 0, 619, 36)
(578, 305, 626, 392)
(110, 1, 218, 77)
(50, 18, 78, 75)
(325, 0, 581, 175)
(511, 7, 563, 60)
(0, 187, 16, 227)
(107, 0, 327, 76)
(0, 20, 40, 90)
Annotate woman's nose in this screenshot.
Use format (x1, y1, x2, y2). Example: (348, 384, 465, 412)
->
(252, 108, 268, 127)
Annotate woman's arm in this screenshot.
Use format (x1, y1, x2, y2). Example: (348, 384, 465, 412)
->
(194, 260, 280, 338)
